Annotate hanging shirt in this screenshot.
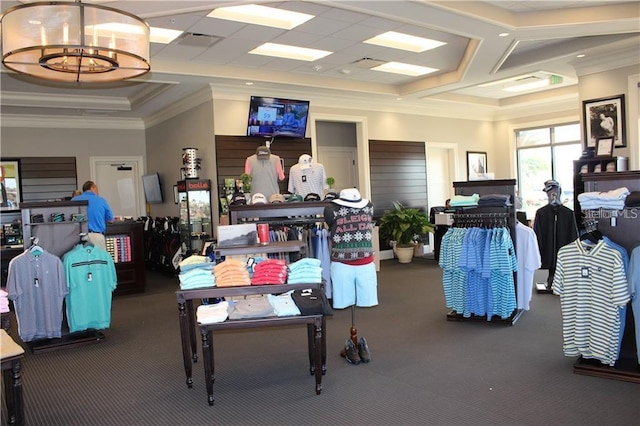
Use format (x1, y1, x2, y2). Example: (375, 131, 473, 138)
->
(7, 249, 68, 342)
(552, 239, 629, 366)
(628, 246, 640, 363)
(63, 244, 118, 333)
(515, 222, 542, 310)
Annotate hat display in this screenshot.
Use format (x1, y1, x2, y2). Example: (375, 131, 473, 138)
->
(256, 146, 271, 159)
(332, 188, 369, 209)
(323, 191, 338, 201)
(251, 193, 267, 204)
(269, 193, 286, 203)
(304, 193, 321, 202)
(298, 154, 313, 170)
(543, 179, 560, 193)
(288, 194, 303, 202)
(230, 193, 246, 205)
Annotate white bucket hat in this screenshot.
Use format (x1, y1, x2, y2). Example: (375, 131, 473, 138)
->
(332, 188, 369, 208)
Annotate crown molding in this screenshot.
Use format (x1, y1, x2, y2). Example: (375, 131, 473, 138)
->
(0, 114, 145, 130)
(143, 85, 214, 128)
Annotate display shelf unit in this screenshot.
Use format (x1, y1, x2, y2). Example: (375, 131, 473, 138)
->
(448, 179, 523, 325)
(572, 156, 619, 227)
(574, 170, 640, 383)
(175, 239, 327, 405)
(229, 201, 330, 225)
(17, 200, 106, 353)
(106, 222, 146, 296)
(177, 179, 213, 256)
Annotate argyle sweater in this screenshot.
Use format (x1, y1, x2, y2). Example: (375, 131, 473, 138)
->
(324, 202, 375, 262)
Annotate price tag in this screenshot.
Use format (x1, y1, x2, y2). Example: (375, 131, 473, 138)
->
(581, 267, 589, 278)
(88, 272, 93, 282)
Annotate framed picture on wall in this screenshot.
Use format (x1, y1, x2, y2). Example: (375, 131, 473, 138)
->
(0, 159, 21, 209)
(466, 151, 487, 181)
(582, 94, 626, 149)
(595, 137, 614, 157)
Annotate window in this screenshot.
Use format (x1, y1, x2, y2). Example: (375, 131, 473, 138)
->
(516, 123, 582, 220)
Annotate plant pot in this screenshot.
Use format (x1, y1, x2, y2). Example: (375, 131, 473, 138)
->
(395, 245, 415, 264)
(413, 243, 424, 257)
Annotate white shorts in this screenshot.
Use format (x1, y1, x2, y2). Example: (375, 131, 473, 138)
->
(330, 261, 378, 309)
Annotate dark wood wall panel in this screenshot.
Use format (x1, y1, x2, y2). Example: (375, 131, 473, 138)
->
(215, 136, 312, 194)
(4, 157, 77, 203)
(368, 140, 427, 218)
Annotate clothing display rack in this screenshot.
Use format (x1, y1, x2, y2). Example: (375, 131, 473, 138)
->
(572, 171, 639, 383)
(15, 201, 106, 353)
(446, 179, 523, 325)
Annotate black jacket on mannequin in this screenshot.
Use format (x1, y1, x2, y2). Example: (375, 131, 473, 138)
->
(533, 204, 578, 269)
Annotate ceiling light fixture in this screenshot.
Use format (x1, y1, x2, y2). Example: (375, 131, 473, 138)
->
(502, 78, 550, 92)
(371, 61, 438, 77)
(364, 31, 446, 53)
(150, 27, 183, 44)
(208, 4, 314, 30)
(249, 43, 331, 61)
(0, 1, 150, 83)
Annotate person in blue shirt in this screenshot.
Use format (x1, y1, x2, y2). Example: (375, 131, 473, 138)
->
(72, 180, 113, 249)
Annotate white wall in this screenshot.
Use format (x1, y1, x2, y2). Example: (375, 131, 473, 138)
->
(0, 127, 146, 184)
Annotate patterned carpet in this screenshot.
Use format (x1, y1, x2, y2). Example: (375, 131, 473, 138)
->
(2, 259, 639, 425)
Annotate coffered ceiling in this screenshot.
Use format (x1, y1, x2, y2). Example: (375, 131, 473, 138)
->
(1, 1, 638, 128)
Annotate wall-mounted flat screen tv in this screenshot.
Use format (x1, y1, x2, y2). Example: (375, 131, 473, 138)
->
(247, 96, 310, 139)
(142, 173, 164, 204)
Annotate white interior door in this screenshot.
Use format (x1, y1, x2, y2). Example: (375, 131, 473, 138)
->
(426, 147, 452, 209)
(317, 147, 357, 192)
(91, 157, 144, 218)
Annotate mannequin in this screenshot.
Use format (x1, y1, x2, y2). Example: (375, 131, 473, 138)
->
(288, 154, 328, 198)
(533, 180, 578, 291)
(244, 146, 285, 201)
(324, 188, 377, 365)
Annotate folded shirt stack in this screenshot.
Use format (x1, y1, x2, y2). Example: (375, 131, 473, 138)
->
(449, 193, 480, 207)
(578, 186, 630, 210)
(0, 289, 9, 314)
(196, 301, 229, 324)
(227, 295, 275, 319)
(251, 259, 288, 285)
(178, 255, 215, 290)
(214, 259, 251, 287)
(477, 193, 511, 207)
(267, 290, 301, 317)
(287, 257, 323, 284)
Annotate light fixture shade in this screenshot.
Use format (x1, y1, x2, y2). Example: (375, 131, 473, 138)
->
(1, 1, 150, 82)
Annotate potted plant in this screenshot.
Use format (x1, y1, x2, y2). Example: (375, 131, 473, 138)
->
(240, 173, 252, 194)
(379, 201, 434, 263)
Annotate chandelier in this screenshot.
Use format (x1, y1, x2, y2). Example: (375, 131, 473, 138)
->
(1, 1, 150, 83)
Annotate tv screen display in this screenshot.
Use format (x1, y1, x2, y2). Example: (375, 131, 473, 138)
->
(247, 96, 310, 138)
(142, 173, 164, 204)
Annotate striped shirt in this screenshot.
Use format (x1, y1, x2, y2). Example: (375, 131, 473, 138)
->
(552, 239, 629, 366)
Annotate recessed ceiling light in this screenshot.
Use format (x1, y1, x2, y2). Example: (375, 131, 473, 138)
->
(371, 62, 438, 76)
(245, 82, 253, 85)
(249, 42, 332, 61)
(576, 54, 586, 58)
(364, 31, 446, 53)
(499, 32, 509, 37)
(150, 27, 183, 44)
(208, 4, 314, 30)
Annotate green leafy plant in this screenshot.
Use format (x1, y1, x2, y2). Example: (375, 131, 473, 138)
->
(379, 201, 434, 247)
(326, 176, 335, 189)
(240, 173, 252, 193)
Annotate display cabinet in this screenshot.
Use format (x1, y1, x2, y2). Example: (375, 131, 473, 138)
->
(177, 179, 213, 256)
(105, 221, 146, 296)
(572, 156, 620, 227)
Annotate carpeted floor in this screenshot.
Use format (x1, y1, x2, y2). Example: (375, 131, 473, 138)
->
(2, 258, 639, 425)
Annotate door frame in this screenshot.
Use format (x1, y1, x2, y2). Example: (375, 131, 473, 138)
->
(309, 113, 370, 199)
(90, 156, 145, 217)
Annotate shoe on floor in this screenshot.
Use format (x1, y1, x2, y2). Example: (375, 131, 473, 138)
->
(358, 337, 371, 363)
(344, 339, 361, 365)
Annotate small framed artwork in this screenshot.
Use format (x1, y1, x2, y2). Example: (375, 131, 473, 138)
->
(595, 137, 614, 157)
(0, 159, 21, 209)
(466, 151, 487, 180)
(582, 94, 625, 149)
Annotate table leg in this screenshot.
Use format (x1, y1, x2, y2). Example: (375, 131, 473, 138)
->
(177, 301, 193, 388)
(11, 359, 23, 426)
(307, 324, 314, 375)
(321, 316, 327, 375)
(201, 327, 215, 406)
(313, 317, 323, 395)
(186, 300, 198, 363)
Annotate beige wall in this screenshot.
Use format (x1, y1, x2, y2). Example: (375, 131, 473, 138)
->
(145, 97, 216, 219)
(0, 126, 145, 184)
